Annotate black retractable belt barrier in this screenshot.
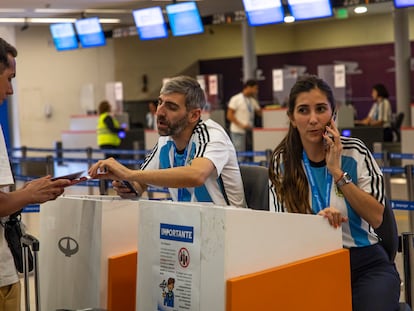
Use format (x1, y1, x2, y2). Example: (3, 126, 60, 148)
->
(55, 141, 63, 165)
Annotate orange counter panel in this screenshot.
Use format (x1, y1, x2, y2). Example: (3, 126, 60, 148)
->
(226, 249, 351, 311)
(107, 251, 138, 311)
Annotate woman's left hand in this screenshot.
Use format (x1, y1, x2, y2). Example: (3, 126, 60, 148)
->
(318, 206, 348, 228)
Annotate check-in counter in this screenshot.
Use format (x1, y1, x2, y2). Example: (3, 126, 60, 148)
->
(262, 107, 289, 129)
(252, 128, 288, 162)
(39, 195, 139, 311)
(137, 200, 351, 311)
(38, 197, 352, 311)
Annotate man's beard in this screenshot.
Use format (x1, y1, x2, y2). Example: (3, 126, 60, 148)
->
(157, 113, 189, 137)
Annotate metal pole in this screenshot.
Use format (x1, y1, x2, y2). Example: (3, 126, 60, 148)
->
(407, 165, 414, 231)
(21, 146, 27, 159)
(265, 149, 272, 167)
(23, 245, 30, 311)
(383, 150, 390, 168)
(403, 164, 414, 306)
(383, 172, 392, 200)
(45, 155, 54, 176)
(55, 141, 63, 166)
(402, 233, 414, 307)
(86, 147, 94, 195)
(133, 140, 141, 170)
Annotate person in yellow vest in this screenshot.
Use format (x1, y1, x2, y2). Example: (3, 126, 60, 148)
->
(97, 100, 125, 159)
(97, 100, 125, 193)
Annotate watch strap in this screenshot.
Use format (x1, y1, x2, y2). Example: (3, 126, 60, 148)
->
(336, 172, 352, 188)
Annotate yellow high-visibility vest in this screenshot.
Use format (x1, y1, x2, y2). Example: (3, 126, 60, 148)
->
(97, 112, 121, 147)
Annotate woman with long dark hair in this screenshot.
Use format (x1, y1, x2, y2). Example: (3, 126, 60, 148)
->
(269, 75, 400, 311)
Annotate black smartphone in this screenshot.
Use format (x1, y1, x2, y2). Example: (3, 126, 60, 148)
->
(51, 171, 84, 181)
(121, 180, 139, 196)
(324, 111, 337, 144)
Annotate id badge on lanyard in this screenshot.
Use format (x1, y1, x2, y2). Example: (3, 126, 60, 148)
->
(302, 150, 333, 213)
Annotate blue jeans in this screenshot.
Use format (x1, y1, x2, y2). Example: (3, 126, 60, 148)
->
(230, 132, 246, 161)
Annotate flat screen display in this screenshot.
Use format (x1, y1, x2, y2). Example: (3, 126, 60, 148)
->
(287, 0, 333, 21)
(50, 23, 78, 51)
(393, 0, 414, 8)
(75, 17, 106, 48)
(166, 1, 204, 37)
(242, 0, 284, 26)
(133, 7, 168, 40)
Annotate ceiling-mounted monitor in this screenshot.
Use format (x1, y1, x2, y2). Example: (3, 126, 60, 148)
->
(242, 0, 284, 26)
(166, 1, 204, 37)
(287, 0, 333, 21)
(75, 17, 106, 48)
(393, 0, 414, 8)
(133, 7, 168, 40)
(50, 23, 78, 51)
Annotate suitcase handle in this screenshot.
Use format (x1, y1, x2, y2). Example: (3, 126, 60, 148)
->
(21, 234, 39, 252)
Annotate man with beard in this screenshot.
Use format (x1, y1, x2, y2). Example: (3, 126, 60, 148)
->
(88, 76, 246, 208)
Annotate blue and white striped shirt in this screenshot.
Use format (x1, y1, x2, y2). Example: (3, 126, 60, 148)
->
(270, 136, 383, 248)
(141, 119, 246, 208)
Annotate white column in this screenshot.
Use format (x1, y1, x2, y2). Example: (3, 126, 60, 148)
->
(242, 20, 257, 82)
(393, 8, 411, 127)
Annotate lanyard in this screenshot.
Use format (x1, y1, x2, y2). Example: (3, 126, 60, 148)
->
(302, 150, 332, 213)
(244, 96, 254, 124)
(173, 145, 190, 201)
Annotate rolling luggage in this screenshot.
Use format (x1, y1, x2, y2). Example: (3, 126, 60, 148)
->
(21, 234, 40, 311)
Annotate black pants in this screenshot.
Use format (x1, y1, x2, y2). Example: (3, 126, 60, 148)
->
(350, 244, 400, 311)
(383, 127, 393, 142)
(99, 144, 119, 160)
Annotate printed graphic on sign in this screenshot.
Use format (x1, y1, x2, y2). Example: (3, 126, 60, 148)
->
(159, 277, 176, 309)
(152, 210, 200, 311)
(178, 248, 190, 268)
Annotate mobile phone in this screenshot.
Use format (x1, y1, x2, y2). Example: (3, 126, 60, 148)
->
(324, 111, 337, 144)
(51, 171, 84, 181)
(326, 111, 337, 128)
(121, 180, 139, 196)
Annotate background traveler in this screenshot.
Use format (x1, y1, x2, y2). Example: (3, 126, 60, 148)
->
(96, 99, 125, 159)
(226, 79, 262, 161)
(354, 83, 393, 142)
(96, 99, 126, 193)
(146, 100, 157, 130)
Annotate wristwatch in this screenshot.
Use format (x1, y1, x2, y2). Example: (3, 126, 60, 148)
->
(336, 172, 352, 188)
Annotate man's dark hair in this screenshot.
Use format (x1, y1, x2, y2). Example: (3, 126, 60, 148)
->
(0, 38, 17, 74)
(243, 79, 258, 88)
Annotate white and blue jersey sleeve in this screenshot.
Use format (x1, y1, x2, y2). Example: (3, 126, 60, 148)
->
(270, 136, 383, 248)
(141, 119, 246, 208)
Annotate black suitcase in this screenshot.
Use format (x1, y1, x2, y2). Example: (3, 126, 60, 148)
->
(21, 234, 40, 311)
